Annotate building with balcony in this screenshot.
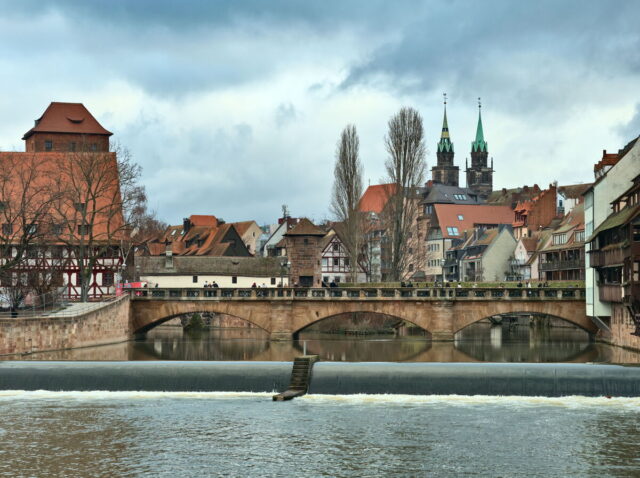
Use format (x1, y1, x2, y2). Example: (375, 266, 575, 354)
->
(457, 225, 516, 282)
(537, 204, 585, 281)
(584, 136, 640, 349)
(588, 172, 640, 340)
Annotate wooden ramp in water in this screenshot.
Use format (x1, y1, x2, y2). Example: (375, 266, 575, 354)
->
(273, 355, 319, 401)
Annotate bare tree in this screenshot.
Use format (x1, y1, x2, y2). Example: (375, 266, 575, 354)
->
(0, 153, 55, 286)
(384, 107, 426, 281)
(331, 125, 364, 282)
(49, 145, 137, 301)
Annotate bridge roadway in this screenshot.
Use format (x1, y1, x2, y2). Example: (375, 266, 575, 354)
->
(128, 286, 593, 341)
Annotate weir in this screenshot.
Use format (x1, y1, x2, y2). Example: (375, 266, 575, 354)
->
(2, 361, 640, 397)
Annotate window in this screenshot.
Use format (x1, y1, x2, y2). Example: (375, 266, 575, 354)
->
(192, 275, 198, 283)
(45, 140, 53, 151)
(232, 276, 237, 284)
(270, 277, 276, 285)
(74, 202, 86, 214)
(322, 258, 328, 267)
(0, 201, 6, 211)
(26, 223, 37, 235)
(453, 194, 467, 201)
(574, 230, 585, 242)
(457, 215, 464, 220)
(408, 264, 414, 272)
(77, 224, 91, 235)
(2, 223, 12, 235)
(103, 272, 114, 287)
(344, 257, 350, 267)
(333, 258, 339, 266)
(552, 233, 567, 245)
(52, 224, 63, 235)
(333, 243, 339, 251)
(425, 205, 433, 214)
(634, 225, 640, 242)
(69, 142, 76, 152)
(446, 226, 459, 236)
(304, 238, 309, 245)
(91, 143, 98, 152)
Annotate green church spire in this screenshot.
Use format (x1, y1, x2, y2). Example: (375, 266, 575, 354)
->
(471, 97, 488, 153)
(437, 93, 454, 153)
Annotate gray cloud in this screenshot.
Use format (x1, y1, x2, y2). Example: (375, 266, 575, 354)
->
(618, 104, 640, 142)
(0, 0, 638, 225)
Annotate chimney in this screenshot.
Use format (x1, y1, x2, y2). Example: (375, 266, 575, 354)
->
(165, 245, 173, 269)
(183, 218, 191, 234)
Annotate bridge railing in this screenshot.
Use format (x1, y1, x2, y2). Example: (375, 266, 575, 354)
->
(127, 287, 585, 301)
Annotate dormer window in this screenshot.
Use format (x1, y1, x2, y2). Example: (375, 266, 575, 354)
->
(45, 140, 53, 151)
(552, 233, 567, 245)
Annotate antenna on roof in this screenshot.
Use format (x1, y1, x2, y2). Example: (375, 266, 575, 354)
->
(478, 97, 482, 109)
(443, 92, 447, 106)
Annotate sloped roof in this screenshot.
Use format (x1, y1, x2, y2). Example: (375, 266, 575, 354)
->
(359, 183, 397, 214)
(433, 204, 514, 239)
(138, 256, 285, 276)
(231, 220, 258, 237)
(189, 215, 218, 227)
(284, 218, 326, 236)
(23, 102, 112, 139)
(422, 183, 481, 205)
(558, 183, 592, 199)
(588, 204, 640, 242)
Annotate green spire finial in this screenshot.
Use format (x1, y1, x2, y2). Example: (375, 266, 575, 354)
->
(471, 97, 488, 153)
(437, 93, 453, 153)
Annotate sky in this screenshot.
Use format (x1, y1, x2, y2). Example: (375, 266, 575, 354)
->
(1, 0, 639, 225)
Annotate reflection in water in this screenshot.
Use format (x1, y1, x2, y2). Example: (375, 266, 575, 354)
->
(5, 322, 640, 363)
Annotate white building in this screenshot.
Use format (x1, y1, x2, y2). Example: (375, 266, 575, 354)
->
(584, 139, 640, 323)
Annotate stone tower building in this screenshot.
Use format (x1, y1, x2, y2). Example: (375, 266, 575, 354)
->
(465, 101, 494, 200)
(431, 100, 459, 187)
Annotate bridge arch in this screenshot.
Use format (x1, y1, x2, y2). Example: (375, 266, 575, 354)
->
(292, 310, 431, 338)
(130, 300, 271, 335)
(452, 303, 597, 336)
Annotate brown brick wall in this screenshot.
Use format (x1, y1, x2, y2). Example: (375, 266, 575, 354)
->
(286, 235, 322, 286)
(25, 133, 109, 152)
(0, 296, 130, 356)
(528, 185, 557, 232)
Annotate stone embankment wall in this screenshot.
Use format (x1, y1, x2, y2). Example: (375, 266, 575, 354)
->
(603, 305, 640, 352)
(0, 295, 130, 356)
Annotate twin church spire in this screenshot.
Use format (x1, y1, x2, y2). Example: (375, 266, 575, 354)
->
(430, 95, 493, 199)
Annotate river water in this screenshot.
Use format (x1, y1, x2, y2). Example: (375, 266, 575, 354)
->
(7, 322, 640, 363)
(1, 391, 640, 477)
(4, 323, 640, 476)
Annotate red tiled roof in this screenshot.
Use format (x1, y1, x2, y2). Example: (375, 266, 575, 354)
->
(189, 215, 218, 227)
(284, 218, 326, 236)
(594, 150, 620, 173)
(23, 102, 112, 139)
(434, 204, 514, 239)
(359, 183, 397, 214)
(231, 220, 257, 236)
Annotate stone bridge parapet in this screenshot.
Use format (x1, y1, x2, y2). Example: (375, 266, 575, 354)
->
(129, 287, 592, 341)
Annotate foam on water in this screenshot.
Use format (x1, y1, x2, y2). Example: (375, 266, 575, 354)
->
(1, 390, 640, 410)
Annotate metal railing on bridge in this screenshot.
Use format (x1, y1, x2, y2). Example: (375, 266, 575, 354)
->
(128, 286, 585, 301)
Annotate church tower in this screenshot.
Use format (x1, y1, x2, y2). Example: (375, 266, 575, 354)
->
(465, 98, 493, 200)
(431, 94, 459, 186)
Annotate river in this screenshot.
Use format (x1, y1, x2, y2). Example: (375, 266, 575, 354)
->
(1, 391, 640, 477)
(6, 322, 640, 363)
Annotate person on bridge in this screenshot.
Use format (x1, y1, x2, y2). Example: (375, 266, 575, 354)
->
(251, 283, 257, 288)
(212, 281, 219, 288)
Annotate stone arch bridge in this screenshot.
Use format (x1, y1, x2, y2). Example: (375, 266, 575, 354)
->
(129, 287, 593, 341)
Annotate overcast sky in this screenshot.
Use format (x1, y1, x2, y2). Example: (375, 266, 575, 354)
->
(1, 0, 639, 225)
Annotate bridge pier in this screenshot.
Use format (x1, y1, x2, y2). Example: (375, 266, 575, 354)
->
(431, 331, 455, 342)
(270, 332, 293, 341)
